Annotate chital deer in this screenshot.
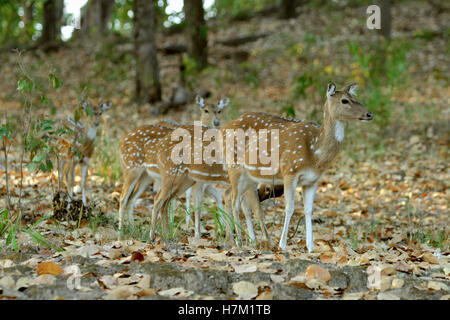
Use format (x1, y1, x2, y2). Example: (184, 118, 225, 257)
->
(118, 96, 227, 232)
(58, 100, 112, 206)
(220, 111, 308, 243)
(225, 82, 373, 252)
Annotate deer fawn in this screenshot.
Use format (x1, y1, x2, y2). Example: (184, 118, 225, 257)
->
(225, 82, 373, 252)
(58, 100, 112, 206)
(118, 96, 227, 232)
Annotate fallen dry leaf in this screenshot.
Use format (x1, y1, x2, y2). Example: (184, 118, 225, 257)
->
(130, 251, 145, 262)
(137, 275, 151, 290)
(305, 265, 331, 282)
(342, 292, 364, 300)
(159, 287, 194, 298)
(378, 292, 400, 300)
(34, 274, 56, 286)
(427, 281, 448, 291)
(305, 278, 327, 290)
(255, 286, 273, 300)
(231, 263, 257, 273)
(135, 288, 157, 297)
(36, 261, 63, 276)
(15, 277, 34, 291)
(391, 278, 404, 289)
(394, 261, 413, 273)
(232, 281, 258, 299)
(421, 252, 439, 264)
(105, 285, 136, 299)
(0, 276, 15, 289)
(108, 248, 122, 260)
(0, 259, 15, 268)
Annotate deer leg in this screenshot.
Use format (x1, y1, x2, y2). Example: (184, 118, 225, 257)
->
(69, 159, 75, 199)
(204, 185, 223, 210)
(302, 183, 318, 253)
(118, 169, 141, 232)
(127, 173, 152, 229)
(231, 172, 254, 246)
(163, 178, 194, 238)
(149, 176, 193, 241)
(152, 179, 161, 193)
(245, 188, 270, 243)
(185, 187, 192, 227)
(65, 159, 75, 210)
(240, 195, 256, 242)
(279, 176, 298, 250)
(150, 186, 170, 242)
(222, 187, 235, 243)
(203, 184, 226, 234)
(58, 158, 64, 192)
(80, 158, 90, 206)
(192, 183, 205, 238)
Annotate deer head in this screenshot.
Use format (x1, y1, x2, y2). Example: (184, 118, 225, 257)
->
(82, 100, 112, 127)
(196, 95, 229, 128)
(325, 82, 373, 122)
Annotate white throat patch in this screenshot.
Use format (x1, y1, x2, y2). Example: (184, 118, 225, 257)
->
(335, 121, 344, 142)
(87, 125, 97, 140)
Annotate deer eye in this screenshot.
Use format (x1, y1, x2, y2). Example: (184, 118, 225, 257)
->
(204, 109, 209, 113)
(218, 110, 221, 114)
(341, 99, 349, 104)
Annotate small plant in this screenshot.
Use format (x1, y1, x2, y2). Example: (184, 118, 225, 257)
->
(0, 52, 67, 252)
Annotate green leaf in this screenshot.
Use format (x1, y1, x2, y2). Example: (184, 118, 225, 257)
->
(85, 105, 93, 118)
(40, 95, 50, 105)
(48, 73, 63, 89)
(32, 153, 46, 163)
(17, 78, 33, 93)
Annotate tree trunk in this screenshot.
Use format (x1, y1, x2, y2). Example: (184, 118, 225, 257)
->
(24, 1, 35, 37)
(378, 0, 391, 40)
(279, 0, 296, 19)
(134, 0, 162, 105)
(184, 0, 208, 70)
(40, 0, 63, 49)
(81, 0, 115, 36)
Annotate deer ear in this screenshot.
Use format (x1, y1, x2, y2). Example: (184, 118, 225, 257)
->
(81, 101, 89, 110)
(326, 82, 336, 99)
(195, 95, 205, 108)
(101, 101, 112, 112)
(218, 97, 230, 110)
(346, 83, 358, 96)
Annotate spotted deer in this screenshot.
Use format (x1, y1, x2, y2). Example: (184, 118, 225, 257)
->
(220, 110, 309, 243)
(225, 82, 373, 252)
(118, 96, 228, 232)
(58, 100, 112, 206)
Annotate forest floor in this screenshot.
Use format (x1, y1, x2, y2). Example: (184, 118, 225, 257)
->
(0, 1, 449, 300)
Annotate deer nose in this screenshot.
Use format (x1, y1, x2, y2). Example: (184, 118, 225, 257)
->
(94, 121, 100, 126)
(366, 112, 373, 120)
(213, 119, 220, 126)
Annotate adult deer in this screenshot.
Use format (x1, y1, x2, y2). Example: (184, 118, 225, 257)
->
(226, 82, 373, 252)
(58, 100, 112, 206)
(118, 96, 227, 232)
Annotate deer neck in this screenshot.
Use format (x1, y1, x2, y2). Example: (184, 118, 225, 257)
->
(86, 124, 98, 141)
(314, 102, 344, 169)
(79, 124, 97, 159)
